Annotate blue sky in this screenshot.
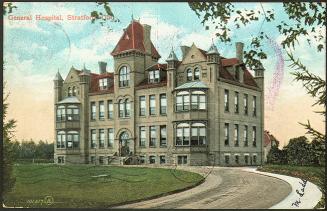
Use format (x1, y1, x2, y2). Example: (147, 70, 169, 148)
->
(3, 2, 325, 145)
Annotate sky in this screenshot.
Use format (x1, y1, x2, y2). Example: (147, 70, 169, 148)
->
(3, 2, 326, 147)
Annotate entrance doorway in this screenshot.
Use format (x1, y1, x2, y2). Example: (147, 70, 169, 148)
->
(119, 132, 130, 157)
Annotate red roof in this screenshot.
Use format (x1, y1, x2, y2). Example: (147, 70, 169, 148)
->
(221, 58, 240, 66)
(264, 130, 279, 147)
(89, 72, 114, 94)
(136, 78, 167, 90)
(146, 63, 167, 71)
(111, 20, 160, 58)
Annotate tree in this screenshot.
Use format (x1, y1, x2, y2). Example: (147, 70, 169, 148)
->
(284, 136, 312, 166)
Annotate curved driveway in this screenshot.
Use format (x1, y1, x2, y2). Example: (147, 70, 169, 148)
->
(116, 166, 292, 209)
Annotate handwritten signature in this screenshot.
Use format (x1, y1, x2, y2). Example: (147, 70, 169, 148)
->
(291, 178, 307, 207)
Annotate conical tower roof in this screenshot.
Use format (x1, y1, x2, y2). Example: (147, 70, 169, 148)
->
(207, 42, 219, 55)
(166, 48, 178, 61)
(54, 70, 63, 81)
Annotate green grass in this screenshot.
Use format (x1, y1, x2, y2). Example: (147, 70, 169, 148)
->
(4, 164, 204, 208)
(258, 164, 325, 208)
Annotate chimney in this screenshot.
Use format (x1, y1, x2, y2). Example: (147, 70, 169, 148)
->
(180, 45, 190, 59)
(98, 61, 107, 74)
(143, 24, 151, 54)
(236, 42, 244, 62)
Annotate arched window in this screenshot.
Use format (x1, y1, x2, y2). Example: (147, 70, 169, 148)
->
(119, 66, 130, 87)
(176, 91, 190, 111)
(56, 105, 66, 121)
(72, 87, 77, 96)
(67, 131, 79, 149)
(194, 68, 200, 80)
(176, 123, 190, 146)
(67, 105, 79, 121)
(57, 131, 66, 148)
(68, 87, 72, 96)
(191, 90, 206, 110)
(186, 68, 192, 81)
(191, 123, 206, 145)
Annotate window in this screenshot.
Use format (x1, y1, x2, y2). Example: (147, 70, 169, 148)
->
(225, 155, 230, 164)
(150, 126, 156, 147)
(99, 156, 104, 165)
(160, 94, 167, 115)
(191, 91, 206, 110)
(244, 94, 248, 115)
(67, 131, 79, 149)
(252, 126, 257, 147)
(139, 156, 145, 164)
(139, 96, 146, 116)
(149, 156, 156, 164)
(125, 99, 131, 117)
(149, 70, 160, 83)
(224, 123, 229, 146)
(235, 155, 239, 164)
(245, 155, 249, 165)
(72, 87, 77, 96)
(119, 66, 130, 87)
(149, 95, 156, 115)
(234, 92, 239, 113)
(108, 128, 114, 148)
(253, 155, 257, 164)
(194, 67, 200, 80)
(68, 87, 72, 96)
(67, 105, 79, 121)
(58, 156, 64, 164)
(177, 156, 187, 165)
(107, 100, 113, 119)
(234, 124, 239, 146)
(191, 123, 206, 146)
(90, 156, 96, 164)
(160, 155, 166, 164)
(176, 123, 190, 146)
(56, 106, 66, 121)
(99, 78, 108, 90)
(119, 100, 124, 117)
(244, 125, 248, 146)
(119, 99, 131, 118)
(187, 68, 192, 81)
(176, 91, 190, 111)
(139, 126, 146, 147)
(224, 90, 229, 112)
(91, 129, 96, 148)
(99, 101, 105, 120)
(253, 96, 257, 117)
(91, 102, 96, 120)
(57, 131, 66, 148)
(99, 129, 105, 148)
(160, 125, 167, 146)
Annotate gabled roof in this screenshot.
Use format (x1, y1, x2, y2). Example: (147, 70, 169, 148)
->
(145, 63, 167, 71)
(111, 20, 160, 58)
(89, 72, 114, 94)
(264, 130, 279, 147)
(57, 96, 80, 104)
(175, 81, 208, 90)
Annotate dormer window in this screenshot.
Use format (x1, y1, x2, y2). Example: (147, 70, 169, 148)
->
(99, 78, 108, 90)
(149, 70, 160, 83)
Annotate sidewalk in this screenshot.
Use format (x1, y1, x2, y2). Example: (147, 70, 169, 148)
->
(242, 167, 322, 209)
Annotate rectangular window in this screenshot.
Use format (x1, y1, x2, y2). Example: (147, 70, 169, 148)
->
(224, 90, 229, 112)
(176, 95, 183, 111)
(139, 96, 146, 116)
(90, 156, 96, 164)
(224, 123, 229, 146)
(99, 78, 108, 90)
(253, 155, 257, 164)
(58, 156, 64, 164)
(149, 95, 156, 115)
(235, 155, 239, 164)
(160, 125, 167, 146)
(177, 156, 187, 165)
(150, 126, 156, 147)
(245, 155, 249, 165)
(125, 101, 131, 117)
(176, 128, 183, 145)
(183, 127, 190, 145)
(119, 101, 124, 117)
(252, 126, 257, 147)
(244, 94, 248, 115)
(160, 155, 166, 164)
(199, 95, 206, 110)
(253, 96, 257, 117)
(57, 132, 66, 149)
(139, 126, 146, 147)
(183, 95, 190, 110)
(225, 155, 230, 164)
(91, 102, 96, 120)
(149, 156, 156, 164)
(99, 129, 105, 148)
(107, 100, 113, 119)
(99, 156, 104, 165)
(91, 129, 96, 148)
(244, 125, 248, 146)
(108, 128, 114, 148)
(234, 92, 239, 113)
(56, 106, 66, 121)
(160, 94, 167, 115)
(191, 95, 199, 109)
(234, 124, 239, 146)
(99, 101, 105, 120)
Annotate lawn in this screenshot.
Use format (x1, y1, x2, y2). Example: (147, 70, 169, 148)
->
(3, 164, 204, 208)
(257, 164, 325, 208)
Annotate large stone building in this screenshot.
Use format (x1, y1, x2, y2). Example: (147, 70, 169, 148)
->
(54, 20, 265, 166)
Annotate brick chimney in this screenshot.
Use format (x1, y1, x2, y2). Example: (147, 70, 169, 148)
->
(98, 61, 107, 74)
(236, 42, 244, 62)
(143, 24, 151, 54)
